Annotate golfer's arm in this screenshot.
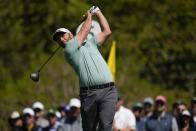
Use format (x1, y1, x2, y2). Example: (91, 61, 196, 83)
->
(76, 14, 92, 46)
(96, 11, 112, 45)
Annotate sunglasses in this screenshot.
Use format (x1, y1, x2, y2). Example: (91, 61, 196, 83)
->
(34, 108, 42, 113)
(156, 101, 165, 106)
(23, 114, 32, 118)
(182, 115, 191, 120)
(133, 107, 143, 112)
(47, 114, 56, 118)
(144, 103, 152, 107)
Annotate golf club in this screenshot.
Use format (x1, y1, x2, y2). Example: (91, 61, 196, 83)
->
(30, 46, 61, 82)
(30, 7, 98, 82)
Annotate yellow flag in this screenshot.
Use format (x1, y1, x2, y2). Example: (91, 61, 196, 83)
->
(107, 41, 116, 82)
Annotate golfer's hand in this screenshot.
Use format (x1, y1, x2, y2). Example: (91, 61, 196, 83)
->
(89, 6, 100, 15)
(83, 10, 91, 20)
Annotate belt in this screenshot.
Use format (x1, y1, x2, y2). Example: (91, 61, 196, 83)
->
(80, 82, 114, 90)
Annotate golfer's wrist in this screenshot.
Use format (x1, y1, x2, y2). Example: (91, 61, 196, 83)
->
(95, 10, 101, 16)
(86, 13, 92, 20)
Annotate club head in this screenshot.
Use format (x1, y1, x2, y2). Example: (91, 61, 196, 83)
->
(30, 72, 39, 82)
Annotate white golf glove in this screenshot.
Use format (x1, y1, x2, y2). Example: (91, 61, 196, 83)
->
(90, 6, 100, 15)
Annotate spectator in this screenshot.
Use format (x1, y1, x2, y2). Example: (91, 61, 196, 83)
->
(22, 107, 41, 131)
(56, 111, 61, 121)
(179, 110, 193, 131)
(177, 103, 187, 115)
(57, 102, 70, 121)
(146, 95, 179, 131)
(172, 101, 182, 117)
(43, 109, 64, 131)
(175, 102, 187, 128)
(32, 101, 49, 128)
(142, 97, 154, 121)
(8, 111, 23, 131)
(132, 102, 145, 131)
(113, 93, 136, 131)
(191, 97, 196, 130)
(62, 98, 83, 131)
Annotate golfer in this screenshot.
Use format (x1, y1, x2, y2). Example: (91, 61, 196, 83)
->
(53, 6, 117, 131)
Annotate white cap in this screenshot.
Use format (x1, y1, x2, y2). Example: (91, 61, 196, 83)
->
(69, 98, 81, 108)
(32, 101, 44, 110)
(10, 111, 20, 119)
(53, 28, 71, 41)
(182, 110, 191, 116)
(56, 111, 61, 118)
(143, 97, 154, 105)
(23, 108, 34, 116)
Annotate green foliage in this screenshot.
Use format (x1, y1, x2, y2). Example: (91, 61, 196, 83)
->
(0, 0, 196, 130)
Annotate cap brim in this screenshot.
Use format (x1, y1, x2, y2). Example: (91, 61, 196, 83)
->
(133, 106, 143, 109)
(47, 113, 56, 116)
(156, 99, 166, 104)
(144, 102, 152, 105)
(23, 113, 33, 117)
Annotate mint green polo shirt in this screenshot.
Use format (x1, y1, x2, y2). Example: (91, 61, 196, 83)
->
(64, 33, 113, 87)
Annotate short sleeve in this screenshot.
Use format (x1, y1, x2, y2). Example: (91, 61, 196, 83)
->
(172, 117, 179, 131)
(89, 32, 101, 48)
(127, 110, 136, 129)
(64, 37, 79, 56)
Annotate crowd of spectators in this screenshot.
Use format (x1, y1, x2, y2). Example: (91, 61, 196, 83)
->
(113, 94, 196, 131)
(8, 94, 196, 131)
(8, 98, 81, 131)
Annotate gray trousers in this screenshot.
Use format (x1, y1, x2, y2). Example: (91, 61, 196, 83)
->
(80, 86, 117, 131)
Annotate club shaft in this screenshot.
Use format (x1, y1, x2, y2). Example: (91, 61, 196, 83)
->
(38, 46, 61, 72)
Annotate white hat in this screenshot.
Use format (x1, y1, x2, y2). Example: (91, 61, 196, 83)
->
(32, 101, 44, 110)
(53, 28, 71, 41)
(56, 111, 61, 118)
(182, 110, 191, 116)
(10, 111, 20, 119)
(143, 97, 154, 105)
(69, 98, 81, 108)
(23, 108, 34, 116)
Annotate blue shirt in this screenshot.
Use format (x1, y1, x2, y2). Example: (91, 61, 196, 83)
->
(62, 115, 83, 131)
(136, 118, 145, 131)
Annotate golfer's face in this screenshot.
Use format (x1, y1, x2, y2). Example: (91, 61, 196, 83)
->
(57, 33, 70, 45)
